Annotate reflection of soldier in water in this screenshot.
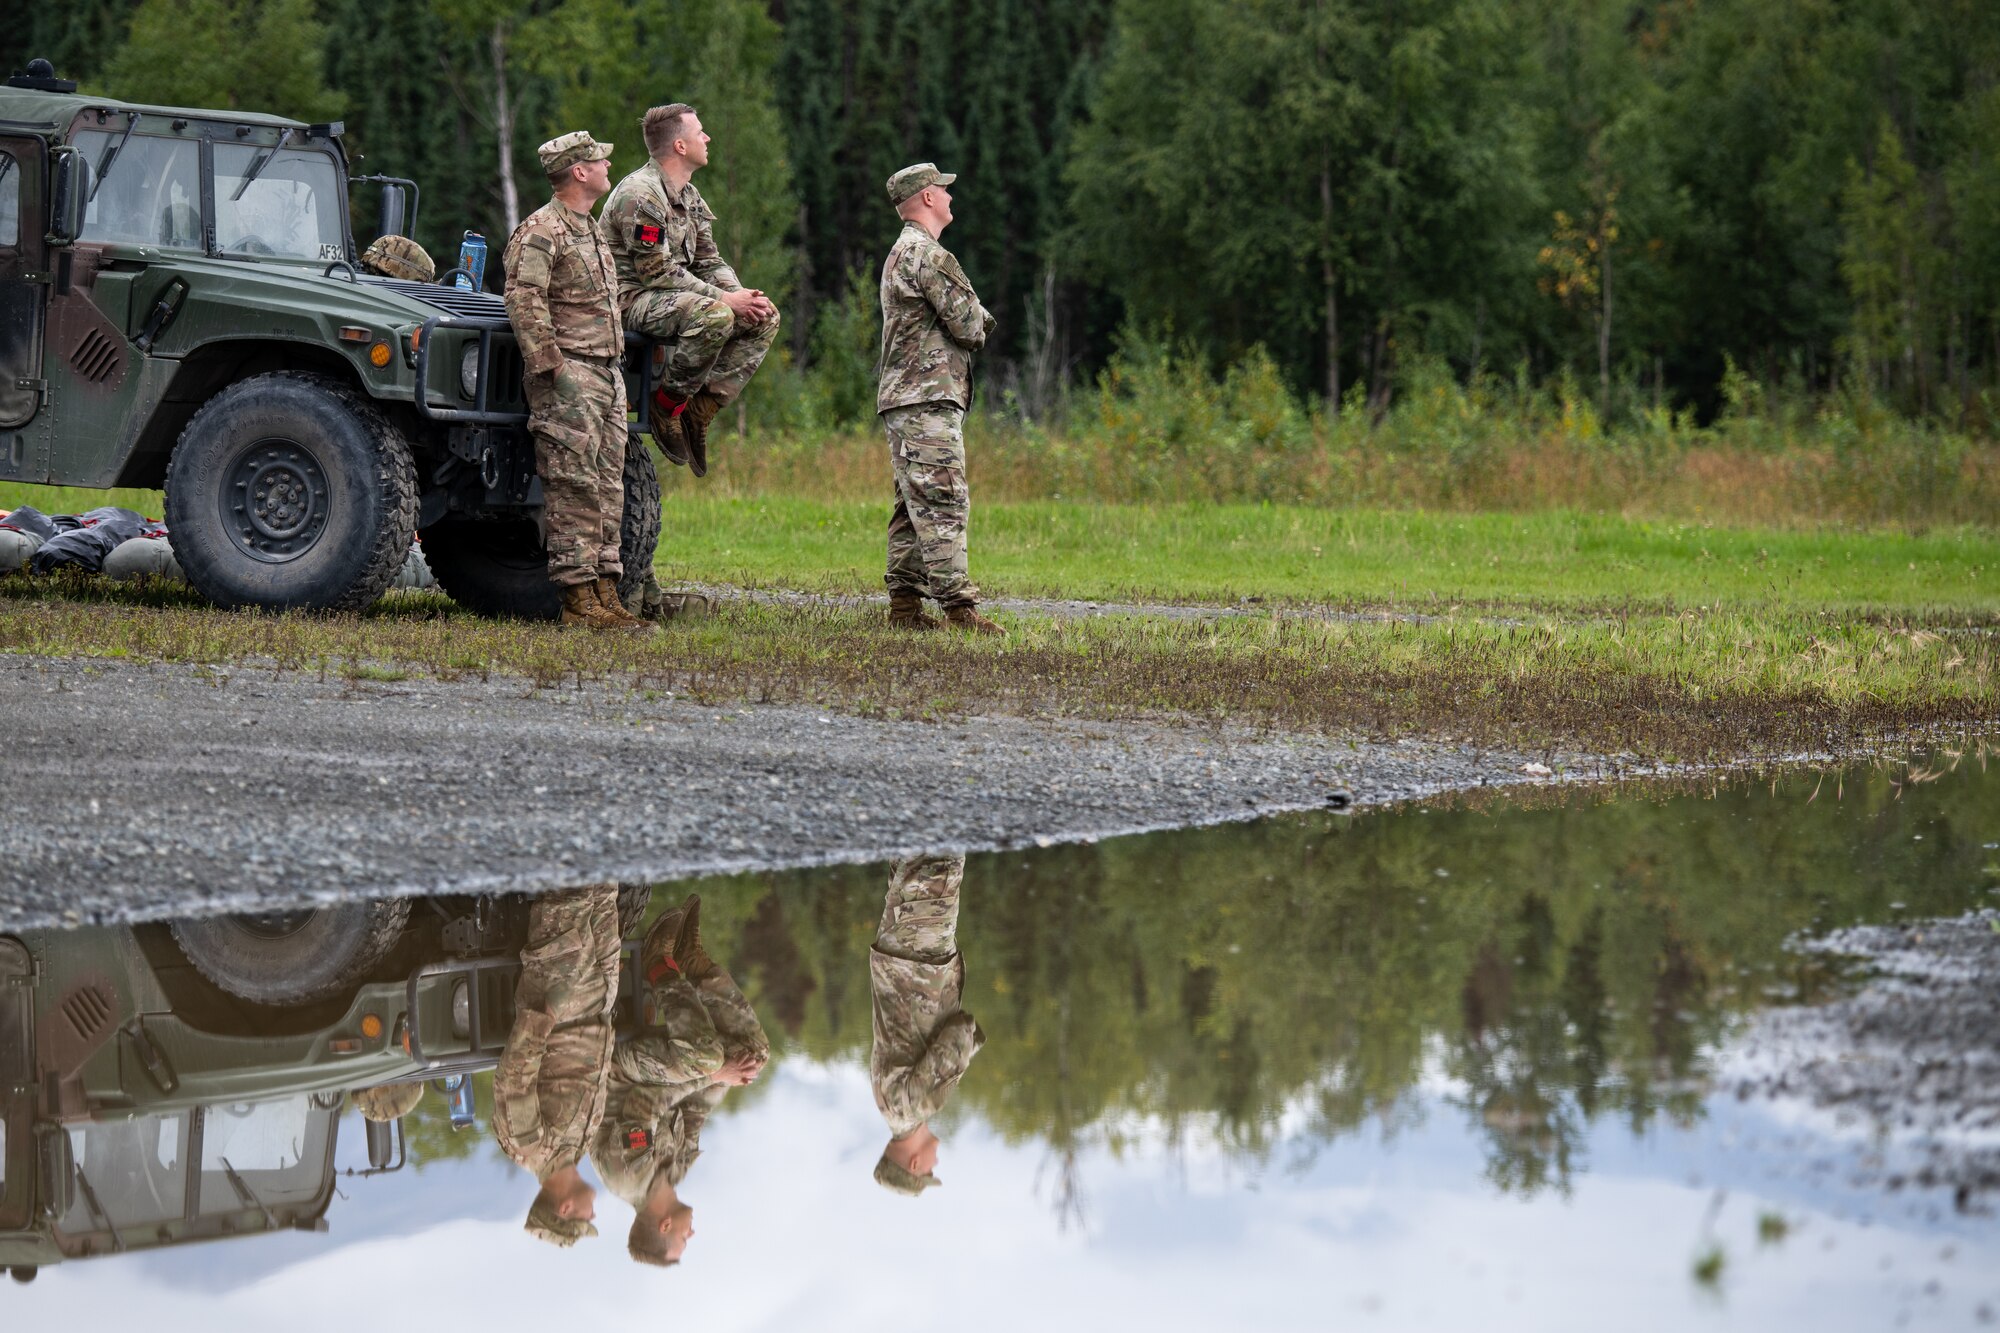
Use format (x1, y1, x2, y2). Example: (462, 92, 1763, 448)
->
(494, 883, 623, 1247)
(591, 894, 769, 1267)
(871, 855, 984, 1195)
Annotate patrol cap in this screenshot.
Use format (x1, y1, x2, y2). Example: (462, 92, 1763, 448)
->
(872, 1152, 941, 1196)
(525, 1195, 600, 1248)
(886, 162, 956, 206)
(359, 234, 436, 283)
(538, 131, 614, 175)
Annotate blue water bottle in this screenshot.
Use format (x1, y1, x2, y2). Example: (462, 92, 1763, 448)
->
(456, 231, 487, 291)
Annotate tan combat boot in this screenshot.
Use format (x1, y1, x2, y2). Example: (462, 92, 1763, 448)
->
(594, 577, 648, 630)
(944, 604, 1005, 637)
(682, 390, 725, 478)
(887, 590, 940, 630)
(559, 582, 620, 629)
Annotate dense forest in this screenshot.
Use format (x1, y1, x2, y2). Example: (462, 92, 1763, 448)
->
(10, 0, 2000, 430)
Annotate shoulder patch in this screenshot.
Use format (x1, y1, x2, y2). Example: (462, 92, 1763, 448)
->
(637, 222, 663, 246)
(522, 231, 556, 254)
(637, 199, 668, 225)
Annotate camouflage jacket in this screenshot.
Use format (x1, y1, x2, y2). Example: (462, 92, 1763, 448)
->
(493, 886, 623, 1181)
(869, 946, 985, 1138)
(589, 1066, 725, 1206)
(601, 163, 742, 311)
(876, 221, 995, 414)
(502, 199, 623, 376)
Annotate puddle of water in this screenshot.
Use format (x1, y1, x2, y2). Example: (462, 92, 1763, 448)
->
(1, 757, 1996, 1329)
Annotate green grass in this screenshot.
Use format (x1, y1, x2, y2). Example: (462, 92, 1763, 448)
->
(650, 495, 1997, 617)
(0, 574, 1991, 761)
(9, 483, 1993, 617)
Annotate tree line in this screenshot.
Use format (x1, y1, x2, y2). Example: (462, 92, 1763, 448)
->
(12, 0, 2000, 426)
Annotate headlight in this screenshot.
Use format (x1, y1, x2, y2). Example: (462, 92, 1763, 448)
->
(459, 344, 480, 400)
(450, 979, 470, 1038)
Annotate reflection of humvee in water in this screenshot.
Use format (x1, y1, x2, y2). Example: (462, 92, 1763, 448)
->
(0, 889, 647, 1276)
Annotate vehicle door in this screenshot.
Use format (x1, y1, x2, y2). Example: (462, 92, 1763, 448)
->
(0, 136, 47, 472)
(0, 937, 34, 1232)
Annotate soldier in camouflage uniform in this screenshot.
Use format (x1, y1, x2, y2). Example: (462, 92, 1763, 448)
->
(502, 131, 646, 632)
(603, 104, 780, 489)
(877, 165, 1003, 636)
(870, 853, 984, 1195)
(494, 882, 624, 1247)
(591, 894, 768, 1266)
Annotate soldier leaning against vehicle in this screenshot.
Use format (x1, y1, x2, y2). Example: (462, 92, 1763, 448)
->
(877, 164, 1003, 637)
(501, 131, 647, 633)
(494, 882, 625, 1248)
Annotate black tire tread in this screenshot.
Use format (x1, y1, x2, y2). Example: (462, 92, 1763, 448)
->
(169, 897, 413, 1006)
(164, 370, 418, 612)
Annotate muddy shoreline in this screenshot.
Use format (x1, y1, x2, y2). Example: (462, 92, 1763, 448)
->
(0, 653, 1624, 928)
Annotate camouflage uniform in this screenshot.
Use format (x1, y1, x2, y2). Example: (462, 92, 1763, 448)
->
(590, 954, 767, 1207)
(359, 233, 436, 282)
(603, 163, 778, 407)
(871, 854, 984, 1141)
(494, 883, 623, 1182)
(877, 167, 995, 609)
(503, 133, 628, 589)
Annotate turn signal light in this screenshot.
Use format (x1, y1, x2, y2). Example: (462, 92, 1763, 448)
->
(368, 341, 393, 368)
(337, 325, 370, 343)
(327, 1038, 363, 1055)
(359, 1013, 384, 1039)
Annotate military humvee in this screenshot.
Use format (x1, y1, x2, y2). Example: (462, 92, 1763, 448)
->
(0, 890, 649, 1275)
(0, 59, 660, 616)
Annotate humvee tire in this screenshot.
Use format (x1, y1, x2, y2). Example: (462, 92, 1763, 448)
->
(164, 372, 419, 612)
(421, 429, 661, 620)
(169, 898, 413, 1006)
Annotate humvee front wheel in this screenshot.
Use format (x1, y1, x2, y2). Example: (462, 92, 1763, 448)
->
(169, 898, 413, 1006)
(421, 429, 661, 619)
(165, 372, 418, 611)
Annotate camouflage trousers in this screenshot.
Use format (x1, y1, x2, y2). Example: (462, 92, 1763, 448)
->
(877, 854, 966, 965)
(619, 958, 769, 1088)
(526, 357, 627, 587)
(883, 404, 978, 607)
(494, 883, 623, 1180)
(626, 289, 779, 405)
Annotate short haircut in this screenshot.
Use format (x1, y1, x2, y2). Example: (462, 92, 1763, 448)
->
(628, 1216, 681, 1268)
(643, 104, 699, 159)
(546, 164, 575, 187)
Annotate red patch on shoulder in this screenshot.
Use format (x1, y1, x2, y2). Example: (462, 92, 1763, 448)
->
(637, 224, 662, 245)
(626, 1128, 652, 1151)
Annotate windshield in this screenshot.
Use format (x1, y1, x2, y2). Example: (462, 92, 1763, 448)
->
(55, 1097, 334, 1236)
(213, 142, 344, 262)
(72, 130, 202, 250)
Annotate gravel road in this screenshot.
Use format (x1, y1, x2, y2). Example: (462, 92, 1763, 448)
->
(0, 653, 1612, 929)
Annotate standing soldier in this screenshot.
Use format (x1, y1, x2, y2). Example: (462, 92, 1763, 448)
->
(877, 165, 1002, 635)
(869, 854, 984, 1196)
(502, 131, 645, 632)
(494, 882, 624, 1247)
(604, 104, 780, 484)
(592, 894, 769, 1266)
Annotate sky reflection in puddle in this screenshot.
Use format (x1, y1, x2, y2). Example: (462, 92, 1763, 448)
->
(4, 756, 1997, 1330)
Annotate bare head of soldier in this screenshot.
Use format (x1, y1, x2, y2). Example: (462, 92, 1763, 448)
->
(538, 131, 614, 210)
(643, 103, 709, 185)
(888, 163, 957, 238)
(629, 1196, 696, 1267)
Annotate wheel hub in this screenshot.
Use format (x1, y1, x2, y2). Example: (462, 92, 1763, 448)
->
(226, 440, 330, 562)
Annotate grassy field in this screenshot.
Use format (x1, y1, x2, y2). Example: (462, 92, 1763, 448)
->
(6, 476, 1994, 760)
(14, 481, 1992, 618)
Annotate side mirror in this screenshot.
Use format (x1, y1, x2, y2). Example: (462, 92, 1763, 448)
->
(47, 145, 89, 245)
(377, 182, 407, 241)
